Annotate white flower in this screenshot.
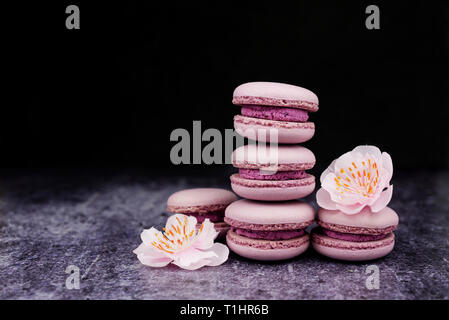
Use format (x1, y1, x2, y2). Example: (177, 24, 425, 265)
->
(133, 214, 229, 270)
(316, 145, 393, 214)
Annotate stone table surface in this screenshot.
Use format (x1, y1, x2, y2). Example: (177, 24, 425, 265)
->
(0, 169, 448, 300)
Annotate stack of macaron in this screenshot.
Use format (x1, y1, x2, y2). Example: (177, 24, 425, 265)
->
(226, 82, 319, 261)
(167, 188, 237, 238)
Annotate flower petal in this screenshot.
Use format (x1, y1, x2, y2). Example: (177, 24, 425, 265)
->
(185, 215, 198, 236)
(321, 172, 340, 197)
(204, 243, 229, 267)
(133, 242, 153, 256)
(381, 152, 393, 183)
(133, 243, 172, 267)
(369, 185, 393, 212)
(136, 254, 172, 267)
(316, 188, 337, 210)
(140, 227, 160, 244)
(172, 247, 218, 270)
(139, 227, 175, 256)
(165, 213, 197, 231)
(336, 202, 365, 215)
(352, 145, 382, 159)
(172, 258, 211, 271)
(193, 219, 218, 250)
(333, 151, 357, 174)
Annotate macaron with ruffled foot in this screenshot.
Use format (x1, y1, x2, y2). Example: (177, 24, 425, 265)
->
(225, 199, 315, 261)
(233, 82, 318, 144)
(311, 206, 399, 261)
(230, 144, 316, 201)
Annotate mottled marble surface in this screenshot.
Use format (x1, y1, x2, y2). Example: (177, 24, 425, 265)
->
(0, 169, 448, 300)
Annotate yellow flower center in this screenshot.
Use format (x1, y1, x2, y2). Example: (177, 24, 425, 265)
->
(150, 216, 203, 254)
(334, 159, 380, 198)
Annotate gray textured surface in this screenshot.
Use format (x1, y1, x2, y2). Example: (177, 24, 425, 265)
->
(0, 169, 448, 300)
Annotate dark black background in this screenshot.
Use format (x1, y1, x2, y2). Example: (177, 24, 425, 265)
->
(4, 0, 449, 173)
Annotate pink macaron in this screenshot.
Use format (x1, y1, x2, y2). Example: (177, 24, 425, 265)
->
(232, 82, 318, 144)
(166, 188, 238, 238)
(225, 200, 315, 261)
(230, 144, 316, 201)
(311, 206, 399, 261)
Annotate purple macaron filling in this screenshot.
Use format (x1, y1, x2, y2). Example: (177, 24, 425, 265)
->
(188, 211, 224, 223)
(321, 228, 388, 242)
(241, 105, 309, 122)
(239, 168, 307, 180)
(233, 227, 305, 240)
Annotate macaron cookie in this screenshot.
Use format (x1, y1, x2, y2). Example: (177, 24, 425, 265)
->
(311, 207, 399, 261)
(166, 188, 238, 238)
(225, 200, 315, 261)
(230, 144, 316, 201)
(232, 82, 318, 144)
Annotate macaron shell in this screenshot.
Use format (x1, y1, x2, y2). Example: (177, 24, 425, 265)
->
(230, 175, 315, 201)
(318, 206, 399, 230)
(312, 240, 394, 261)
(318, 220, 397, 236)
(232, 82, 319, 111)
(232, 144, 316, 169)
(311, 232, 395, 261)
(234, 116, 315, 144)
(225, 199, 315, 225)
(227, 231, 310, 261)
(167, 188, 237, 209)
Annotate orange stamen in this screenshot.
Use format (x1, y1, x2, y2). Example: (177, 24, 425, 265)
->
(157, 246, 174, 254)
